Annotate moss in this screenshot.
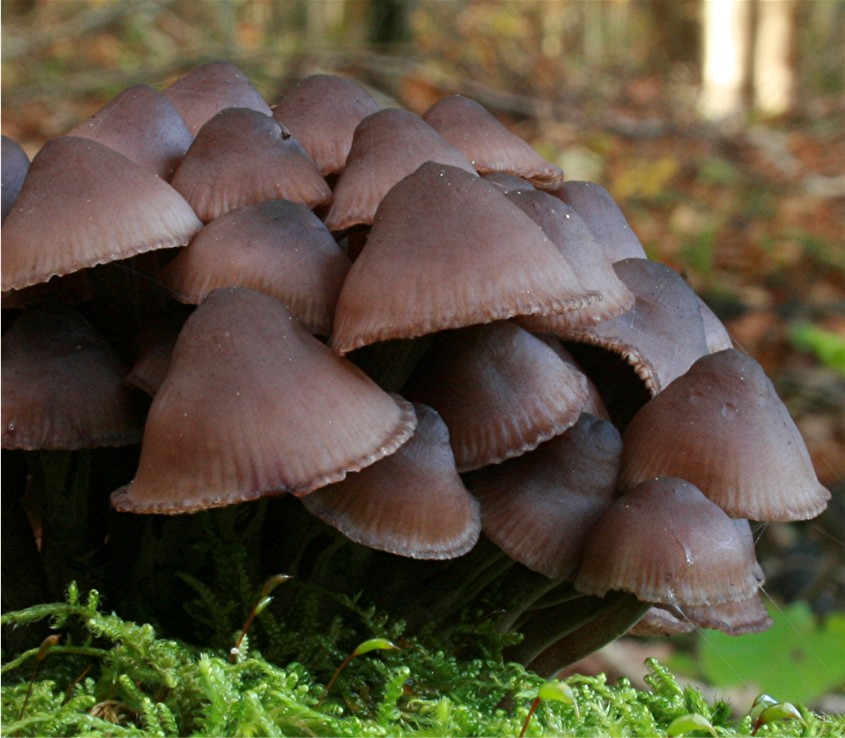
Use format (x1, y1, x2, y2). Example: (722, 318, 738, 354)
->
(3, 585, 843, 737)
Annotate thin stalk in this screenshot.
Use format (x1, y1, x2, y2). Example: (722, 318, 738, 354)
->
(525, 594, 652, 676)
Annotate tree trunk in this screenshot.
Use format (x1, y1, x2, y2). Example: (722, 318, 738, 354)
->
(752, 0, 797, 117)
(700, 0, 753, 122)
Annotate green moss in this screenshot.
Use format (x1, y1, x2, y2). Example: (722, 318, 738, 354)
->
(3, 586, 843, 737)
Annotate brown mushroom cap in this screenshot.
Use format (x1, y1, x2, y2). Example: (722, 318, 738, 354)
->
(471, 413, 622, 579)
(2, 306, 145, 450)
(330, 161, 601, 355)
(423, 95, 564, 189)
(67, 84, 193, 181)
(2, 136, 202, 292)
(162, 60, 272, 136)
(504, 187, 636, 330)
(301, 404, 481, 559)
(562, 258, 711, 394)
(272, 74, 381, 176)
(549, 181, 648, 262)
(404, 321, 590, 471)
(158, 199, 350, 334)
(574, 477, 766, 607)
(2, 134, 30, 222)
(111, 287, 416, 514)
(619, 348, 831, 521)
(170, 108, 332, 222)
(323, 108, 477, 232)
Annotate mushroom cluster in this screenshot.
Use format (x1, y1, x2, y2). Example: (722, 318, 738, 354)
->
(2, 61, 831, 674)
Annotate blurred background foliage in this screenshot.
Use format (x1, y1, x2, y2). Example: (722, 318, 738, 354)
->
(2, 0, 844, 710)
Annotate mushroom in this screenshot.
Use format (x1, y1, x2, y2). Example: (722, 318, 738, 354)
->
(619, 348, 831, 521)
(111, 287, 416, 514)
(2, 306, 145, 451)
(170, 108, 332, 222)
(330, 161, 600, 355)
(162, 60, 272, 136)
(301, 404, 481, 559)
(574, 477, 766, 607)
(1, 136, 202, 292)
(404, 321, 590, 471)
(470, 413, 622, 579)
(272, 74, 381, 177)
(158, 199, 350, 334)
(67, 84, 193, 181)
(323, 108, 477, 233)
(423, 94, 564, 189)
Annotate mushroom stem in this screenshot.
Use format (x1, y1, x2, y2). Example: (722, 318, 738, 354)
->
(527, 594, 652, 677)
(489, 567, 574, 634)
(506, 591, 651, 676)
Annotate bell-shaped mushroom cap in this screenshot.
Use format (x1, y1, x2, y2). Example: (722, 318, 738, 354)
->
(272, 74, 381, 176)
(619, 348, 831, 521)
(550, 181, 647, 262)
(574, 477, 766, 607)
(170, 108, 332, 222)
(2, 134, 29, 222)
(562, 258, 710, 394)
(323, 108, 477, 232)
(111, 287, 416, 514)
(330, 162, 600, 355)
(67, 84, 193, 181)
(404, 321, 589, 471)
(1, 136, 203, 292)
(504, 188, 635, 330)
(158, 200, 350, 334)
(471, 413, 622, 579)
(2, 306, 145, 450)
(162, 60, 272, 136)
(423, 95, 564, 189)
(301, 404, 481, 559)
